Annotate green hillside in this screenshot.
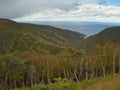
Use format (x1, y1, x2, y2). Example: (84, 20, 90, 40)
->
(0, 19, 85, 54)
(81, 26, 120, 48)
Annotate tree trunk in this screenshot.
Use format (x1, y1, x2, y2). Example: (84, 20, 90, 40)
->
(22, 74, 25, 87)
(30, 72, 33, 87)
(5, 73, 8, 87)
(9, 78, 13, 89)
(79, 57, 83, 80)
(85, 60, 88, 79)
(91, 68, 95, 78)
(79, 69, 82, 81)
(47, 75, 51, 84)
(63, 70, 67, 79)
(47, 77, 51, 84)
(103, 67, 105, 77)
(34, 76, 37, 85)
(13, 81, 17, 88)
(113, 51, 116, 75)
(41, 76, 44, 84)
(102, 63, 106, 77)
(26, 75, 29, 87)
(47, 68, 51, 84)
(119, 58, 120, 74)
(101, 60, 106, 77)
(74, 69, 79, 82)
(37, 77, 39, 84)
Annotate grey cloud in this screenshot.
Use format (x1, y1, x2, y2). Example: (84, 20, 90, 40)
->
(0, 0, 79, 19)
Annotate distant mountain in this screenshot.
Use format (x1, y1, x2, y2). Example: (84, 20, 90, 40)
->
(0, 19, 85, 54)
(81, 26, 120, 48)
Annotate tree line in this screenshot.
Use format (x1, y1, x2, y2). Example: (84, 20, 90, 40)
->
(0, 43, 120, 89)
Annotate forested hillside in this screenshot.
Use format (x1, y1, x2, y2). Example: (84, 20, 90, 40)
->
(0, 19, 85, 54)
(0, 19, 120, 90)
(81, 26, 120, 48)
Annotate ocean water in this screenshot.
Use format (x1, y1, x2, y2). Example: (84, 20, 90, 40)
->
(25, 21, 120, 36)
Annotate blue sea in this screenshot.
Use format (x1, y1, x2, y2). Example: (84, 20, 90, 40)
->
(24, 21, 120, 36)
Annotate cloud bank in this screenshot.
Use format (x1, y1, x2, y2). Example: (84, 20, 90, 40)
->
(0, 0, 120, 22)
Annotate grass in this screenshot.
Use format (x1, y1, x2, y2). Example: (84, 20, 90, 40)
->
(79, 74, 120, 90)
(14, 74, 120, 90)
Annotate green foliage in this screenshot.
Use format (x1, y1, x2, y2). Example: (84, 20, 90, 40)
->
(14, 74, 120, 90)
(14, 78, 78, 90)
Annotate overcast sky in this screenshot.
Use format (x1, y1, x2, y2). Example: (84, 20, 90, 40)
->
(0, 0, 120, 22)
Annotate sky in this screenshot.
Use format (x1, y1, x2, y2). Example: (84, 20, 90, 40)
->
(0, 0, 120, 22)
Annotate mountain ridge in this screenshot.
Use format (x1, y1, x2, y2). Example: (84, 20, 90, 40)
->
(0, 19, 120, 53)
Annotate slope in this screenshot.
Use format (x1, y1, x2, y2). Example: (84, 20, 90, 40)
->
(0, 19, 85, 54)
(81, 26, 120, 48)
